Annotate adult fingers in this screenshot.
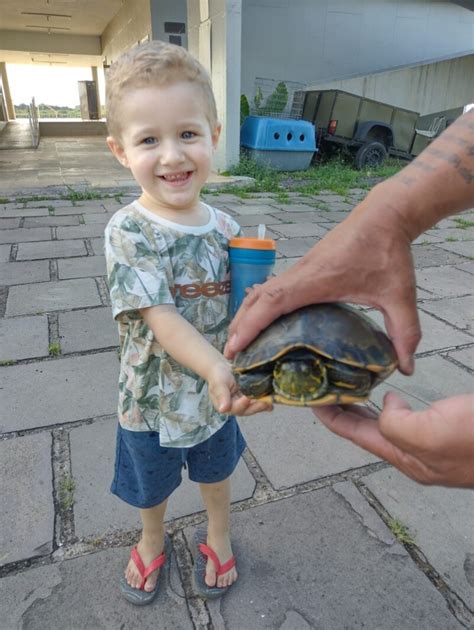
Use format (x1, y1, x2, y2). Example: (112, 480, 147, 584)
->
(382, 301, 421, 375)
(314, 404, 403, 463)
(225, 280, 288, 358)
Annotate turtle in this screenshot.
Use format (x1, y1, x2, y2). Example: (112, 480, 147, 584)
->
(232, 303, 398, 406)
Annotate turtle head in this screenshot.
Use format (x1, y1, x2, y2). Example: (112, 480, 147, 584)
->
(273, 350, 328, 403)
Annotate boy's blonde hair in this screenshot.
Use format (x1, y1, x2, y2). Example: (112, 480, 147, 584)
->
(105, 41, 218, 140)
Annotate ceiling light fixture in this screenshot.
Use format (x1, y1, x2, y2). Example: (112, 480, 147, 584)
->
(21, 12, 72, 19)
(25, 25, 71, 31)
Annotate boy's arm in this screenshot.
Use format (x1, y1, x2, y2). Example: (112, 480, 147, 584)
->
(141, 304, 271, 416)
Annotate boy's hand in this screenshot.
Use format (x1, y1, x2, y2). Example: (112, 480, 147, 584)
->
(208, 361, 273, 416)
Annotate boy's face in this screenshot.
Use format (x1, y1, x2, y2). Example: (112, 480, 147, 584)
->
(107, 81, 220, 215)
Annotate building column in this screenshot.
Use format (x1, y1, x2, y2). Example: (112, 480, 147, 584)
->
(0, 63, 16, 120)
(91, 66, 102, 118)
(187, 0, 242, 172)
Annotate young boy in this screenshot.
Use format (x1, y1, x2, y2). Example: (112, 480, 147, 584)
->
(104, 41, 269, 605)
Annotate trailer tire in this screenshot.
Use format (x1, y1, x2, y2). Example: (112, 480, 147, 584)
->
(355, 141, 387, 170)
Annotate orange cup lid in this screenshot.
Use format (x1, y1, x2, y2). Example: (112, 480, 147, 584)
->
(229, 237, 276, 250)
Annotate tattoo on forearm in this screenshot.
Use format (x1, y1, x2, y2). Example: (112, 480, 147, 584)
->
(395, 174, 416, 187)
(411, 161, 436, 172)
(458, 168, 473, 184)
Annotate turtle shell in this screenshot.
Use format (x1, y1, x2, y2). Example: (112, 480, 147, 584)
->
(233, 303, 398, 405)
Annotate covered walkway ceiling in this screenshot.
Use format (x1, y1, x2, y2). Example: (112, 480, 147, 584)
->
(0, 0, 123, 67)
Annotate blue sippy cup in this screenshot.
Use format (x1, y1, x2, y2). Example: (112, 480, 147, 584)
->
(229, 235, 276, 318)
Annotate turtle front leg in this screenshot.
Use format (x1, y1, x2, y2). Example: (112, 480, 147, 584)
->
(234, 369, 274, 398)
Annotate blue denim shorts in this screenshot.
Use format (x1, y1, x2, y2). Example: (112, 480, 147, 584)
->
(111, 416, 246, 508)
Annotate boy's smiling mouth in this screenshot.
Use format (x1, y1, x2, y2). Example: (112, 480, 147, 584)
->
(159, 171, 192, 183)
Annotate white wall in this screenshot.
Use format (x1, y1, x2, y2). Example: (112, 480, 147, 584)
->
(241, 0, 474, 106)
(307, 54, 474, 114)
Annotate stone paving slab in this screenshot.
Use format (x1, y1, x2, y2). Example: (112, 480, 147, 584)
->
(0, 227, 52, 244)
(437, 240, 474, 258)
(185, 489, 461, 629)
(415, 266, 474, 297)
(456, 261, 474, 275)
(412, 245, 467, 269)
(413, 233, 444, 244)
(371, 355, 474, 410)
(0, 351, 119, 432)
(419, 295, 474, 332)
(16, 239, 87, 260)
(59, 307, 118, 353)
(57, 223, 109, 240)
(70, 418, 255, 538)
(0, 218, 21, 229)
(6, 277, 102, 316)
(0, 243, 11, 262)
(83, 212, 113, 225)
(240, 405, 379, 489)
(447, 347, 474, 370)
(364, 468, 474, 609)
(53, 205, 108, 216)
(0, 314, 49, 360)
(23, 215, 81, 227)
(234, 213, 283, 227)
(274, 256, 300, 274)
(0, 260, 50, 285)
(426, 227, 474, 241)
(25, 199, 73, 208)
(367, 308, 473, 354)
(0, 432, 54, 566)
(0, 206, 50, 218)
(269, 221, 330, 239)
(276, 236, 322, 258)
(0, 547, 193, 630)
(224, 203, 285, 216)
(270, 202, 318, 213)
(57, 255, 106, 281)
(89, 236, 105, 255)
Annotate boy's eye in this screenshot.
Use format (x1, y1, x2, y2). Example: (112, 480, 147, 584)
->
(143, 137, 157, 145)
(182, 131, 196, 140)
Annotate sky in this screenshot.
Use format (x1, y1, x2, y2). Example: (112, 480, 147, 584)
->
(7, 64, 106, 107)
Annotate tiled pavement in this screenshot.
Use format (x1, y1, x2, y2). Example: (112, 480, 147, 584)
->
(0, 179, 473, 629)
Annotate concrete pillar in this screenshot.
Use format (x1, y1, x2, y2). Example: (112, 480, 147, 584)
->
(91, 66, 102, 118)
(0, 63, 16, 120)
(187, 0, 242, 172)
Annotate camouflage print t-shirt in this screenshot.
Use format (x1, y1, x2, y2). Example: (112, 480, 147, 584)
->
(104, 201, 241, 447)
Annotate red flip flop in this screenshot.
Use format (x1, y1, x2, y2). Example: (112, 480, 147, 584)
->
(193, 527, 236, 599)
(120, 543, 168, 605)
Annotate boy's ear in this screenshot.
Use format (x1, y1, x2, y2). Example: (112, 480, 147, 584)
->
(106, 136, 130, 168)
(211, 123, 222, 150)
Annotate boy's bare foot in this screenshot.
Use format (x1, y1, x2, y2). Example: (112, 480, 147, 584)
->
(205, 531, 238, 588)
(125, 534, 165, 592)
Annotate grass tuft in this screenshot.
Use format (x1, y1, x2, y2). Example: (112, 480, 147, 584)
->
(388, 518, 415, 546)
(225, 154, 404, 196)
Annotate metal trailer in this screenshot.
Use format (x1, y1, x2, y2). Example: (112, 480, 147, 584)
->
(296, 89, 424, 169)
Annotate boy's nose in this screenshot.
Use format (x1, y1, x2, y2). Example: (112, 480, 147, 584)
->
(160, 140, 184, 165)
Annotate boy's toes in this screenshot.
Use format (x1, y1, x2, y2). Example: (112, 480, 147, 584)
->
(144, 574, 158, 592)
(217, 567, 237, 588)
(204, 565, 217, 588)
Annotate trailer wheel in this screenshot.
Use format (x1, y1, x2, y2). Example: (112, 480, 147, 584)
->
(355, 141, 387, 170)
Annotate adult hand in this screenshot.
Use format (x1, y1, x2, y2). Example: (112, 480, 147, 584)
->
(225, 183, 421, 375)
(314, 392, 474, 488)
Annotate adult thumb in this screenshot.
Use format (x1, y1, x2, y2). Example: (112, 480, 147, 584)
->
(379, 391, 417, 451)
(382, 302, 421, 375)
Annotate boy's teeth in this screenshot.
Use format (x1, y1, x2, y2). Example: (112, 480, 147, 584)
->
(163, 173, 188, 181)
